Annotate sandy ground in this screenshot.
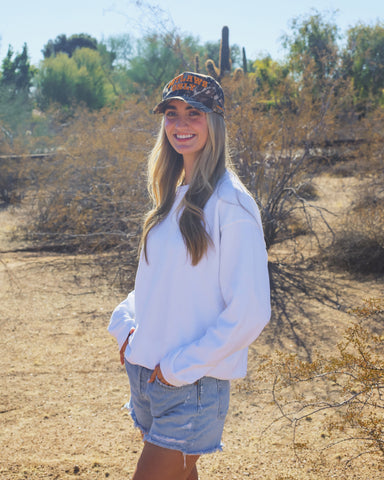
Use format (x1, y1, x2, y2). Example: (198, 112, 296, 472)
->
(0, 173, 383, 479)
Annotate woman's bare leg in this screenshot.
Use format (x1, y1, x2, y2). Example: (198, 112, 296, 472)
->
(186, 464, 198, 480)
(132, 442, 199, 480)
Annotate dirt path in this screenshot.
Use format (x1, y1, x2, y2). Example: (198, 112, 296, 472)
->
(0, 174, 383, 479)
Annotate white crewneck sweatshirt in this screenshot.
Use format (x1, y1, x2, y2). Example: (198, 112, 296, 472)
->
(108, 170, 271, 386)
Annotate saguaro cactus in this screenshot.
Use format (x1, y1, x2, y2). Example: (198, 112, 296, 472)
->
(219, 26, 231, 76)
(195, 54, 200, 73)
(205, 26, 231, 82)
(232, 47, 247, 81)
(242, 47, 248, 75)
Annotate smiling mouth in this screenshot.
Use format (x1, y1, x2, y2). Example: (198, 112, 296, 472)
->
(175, 134, 195, 140)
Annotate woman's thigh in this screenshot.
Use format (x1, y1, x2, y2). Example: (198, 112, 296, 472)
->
(132, 442, 199, 480)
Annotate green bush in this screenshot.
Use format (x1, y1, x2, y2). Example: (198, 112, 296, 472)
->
(36, 49, 116, 110)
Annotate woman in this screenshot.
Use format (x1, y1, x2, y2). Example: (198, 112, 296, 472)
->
(108, 72, 271, 480)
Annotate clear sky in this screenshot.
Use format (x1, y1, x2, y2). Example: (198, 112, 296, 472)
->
(1, 0, 383, 66)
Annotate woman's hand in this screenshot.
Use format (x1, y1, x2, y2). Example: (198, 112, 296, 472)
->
(148, 364, 174, 386)
(119, 328, 135, 365)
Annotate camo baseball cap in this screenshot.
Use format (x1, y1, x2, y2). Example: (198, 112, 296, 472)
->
(153, 72, 225, 116)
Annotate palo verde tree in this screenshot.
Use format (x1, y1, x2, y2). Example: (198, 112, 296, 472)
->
(249, 55, 291, 101)
(36, 48, 116, 110)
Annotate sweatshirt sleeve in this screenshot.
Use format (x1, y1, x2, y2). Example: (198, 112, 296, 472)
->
(107, 290, 136, 350)
(160, 217, 271, 386)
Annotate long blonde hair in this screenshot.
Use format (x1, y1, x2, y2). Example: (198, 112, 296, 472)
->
(141, 112, 229, 265)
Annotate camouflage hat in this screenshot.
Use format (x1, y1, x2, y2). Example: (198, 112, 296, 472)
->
(153, 72, 225, 116)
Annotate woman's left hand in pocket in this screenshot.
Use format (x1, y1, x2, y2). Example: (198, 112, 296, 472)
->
(148, 364, 174, 386)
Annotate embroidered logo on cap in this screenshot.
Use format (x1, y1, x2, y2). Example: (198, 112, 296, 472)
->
(154, 72, 225, 116)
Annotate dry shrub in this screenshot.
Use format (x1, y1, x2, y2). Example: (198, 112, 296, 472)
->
(329, 159, 360, 177)
(0, 124, 25, 205)
(357, 106, 384, 174)
(26, 75, 337, 257)
(327, 106, 384, 275)
(0, 157, 24, 205)
(326, 104, 384, 178)
(323, 106, 384, 275)
(224, 74, 341, 250)
(324, 193, 384, 275)
(259, 298, 384, 465)
(0, 109, 70, 206)
(223, 76, 342, 333)
(26, 102, 157, 253)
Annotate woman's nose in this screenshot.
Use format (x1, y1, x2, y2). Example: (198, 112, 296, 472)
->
(175, 115, 189, 128)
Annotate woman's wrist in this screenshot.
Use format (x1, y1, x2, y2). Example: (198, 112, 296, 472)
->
(120, 327, 135, 365)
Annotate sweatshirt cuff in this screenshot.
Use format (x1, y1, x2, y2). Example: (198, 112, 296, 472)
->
(108, 318, 136, 351)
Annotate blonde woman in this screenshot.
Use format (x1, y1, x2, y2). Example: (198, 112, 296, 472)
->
(108, 72, 271, 480)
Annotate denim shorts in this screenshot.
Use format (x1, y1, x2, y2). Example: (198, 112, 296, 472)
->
(124, 360, 230, 455)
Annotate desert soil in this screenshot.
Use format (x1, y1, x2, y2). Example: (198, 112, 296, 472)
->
(0, 172, 383, 479)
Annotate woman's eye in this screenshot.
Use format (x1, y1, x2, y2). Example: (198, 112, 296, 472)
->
(165, 111, 176, 118)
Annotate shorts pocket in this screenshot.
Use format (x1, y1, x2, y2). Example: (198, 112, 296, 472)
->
(147, 377, 194, 418)
(154, 376, 182, 390)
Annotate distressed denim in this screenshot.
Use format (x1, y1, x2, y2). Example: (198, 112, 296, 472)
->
(124, 360, 230, 455)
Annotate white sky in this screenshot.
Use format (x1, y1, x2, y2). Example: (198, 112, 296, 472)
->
(1, 0, 383, 65)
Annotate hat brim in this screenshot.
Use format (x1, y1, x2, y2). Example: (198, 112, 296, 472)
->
(153, 96, 212, 114)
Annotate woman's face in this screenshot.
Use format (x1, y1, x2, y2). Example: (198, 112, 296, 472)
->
(163, 100, 209, 163)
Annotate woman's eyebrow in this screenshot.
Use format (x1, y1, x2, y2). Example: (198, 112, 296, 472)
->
(164, 104, 200, 114)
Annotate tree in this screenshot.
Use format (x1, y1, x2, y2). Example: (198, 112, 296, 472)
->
(0, 43, 34, 134)
(342, 22, 384, 105)
(126, 32, 200, 94)
(1, 47, 16, 86)
(36, 48, 115, 109)
(100, 33, 134, 68)
(42, 33, 98, 58)
(249, 55, 290, 99)
(1, 43, 34, 94)
(282, 10, 340, 97)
